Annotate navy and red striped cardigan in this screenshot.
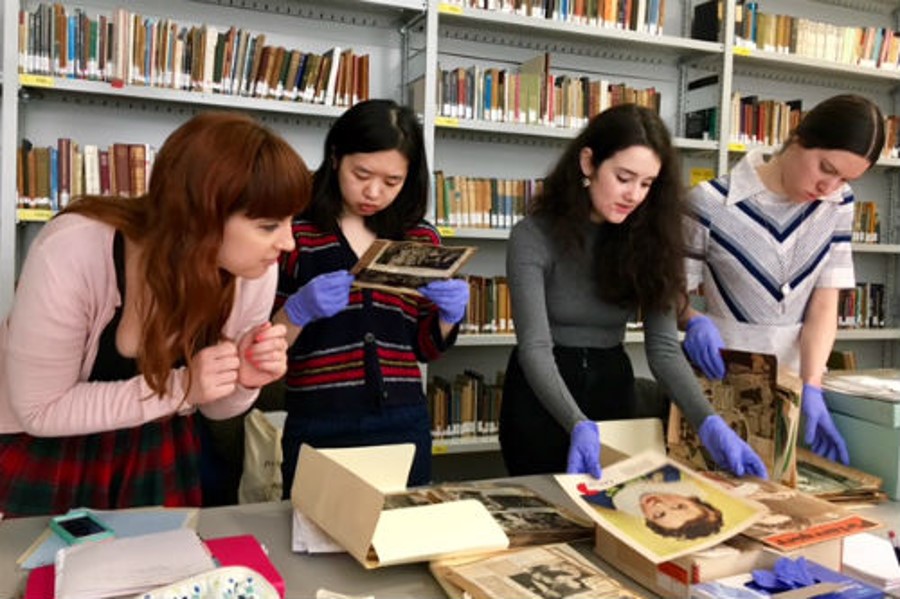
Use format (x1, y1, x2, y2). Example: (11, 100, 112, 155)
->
(274, 218, 458, 417)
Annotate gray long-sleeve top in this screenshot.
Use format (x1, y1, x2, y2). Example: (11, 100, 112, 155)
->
(507, 215, 715, 433)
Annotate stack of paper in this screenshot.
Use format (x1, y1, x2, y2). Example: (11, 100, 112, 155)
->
(843, 533, 900, 594)
(55, 529, 215, 599)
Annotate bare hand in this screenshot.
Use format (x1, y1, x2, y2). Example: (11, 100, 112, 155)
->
(237, 322, 289, 388)
(185, 341, 240, 406)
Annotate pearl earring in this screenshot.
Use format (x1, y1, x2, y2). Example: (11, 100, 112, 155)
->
(582, 177, 591, 188)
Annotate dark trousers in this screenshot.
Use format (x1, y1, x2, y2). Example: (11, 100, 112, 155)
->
(281, 402, 432, 499)
(499, 345, 667, 476)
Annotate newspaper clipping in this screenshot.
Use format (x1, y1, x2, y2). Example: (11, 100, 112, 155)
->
(430, 543, 643, 599)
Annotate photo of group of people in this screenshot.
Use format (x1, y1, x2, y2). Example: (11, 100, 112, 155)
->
(350, 239, 477, 295)
(383, 482, 593, 547)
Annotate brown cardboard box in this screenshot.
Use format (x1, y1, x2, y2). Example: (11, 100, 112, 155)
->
(291, 443, 508, 569)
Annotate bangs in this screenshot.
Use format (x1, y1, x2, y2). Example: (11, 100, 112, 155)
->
(240, 141, 312, 219)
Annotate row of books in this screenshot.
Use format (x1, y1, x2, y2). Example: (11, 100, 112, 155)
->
(853, 201, 881, 244)
(16, 139, 154, 210)
(461, 275, 515, 335)
(425, 53, 661, 128)
(691, 91, 900, 160)
(428, 370, 504, 440)
(727, 94, 803, 149)
(434, 172, 542, 230)
(837, 283, 887, 330)
(693, 0, 900, 71)
(18, 4, 369, 106)
(439, 0, 668, 34)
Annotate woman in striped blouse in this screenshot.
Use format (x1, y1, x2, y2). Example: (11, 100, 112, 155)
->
(681, 94, 886, 465)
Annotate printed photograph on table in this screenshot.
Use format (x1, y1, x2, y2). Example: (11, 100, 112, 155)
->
(795, 448, 885, 505)
(350, 239, 477, 295)
(701, 470, 881, 552)
(667, 350, 802, 485)
(382, 482, 593, 546)
(430, 543, 642, 599)
(556, 451, 766, 563)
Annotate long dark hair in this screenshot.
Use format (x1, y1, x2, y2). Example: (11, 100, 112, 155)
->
(530, 103, 686, 311)
(306, 99, 429, 238)
(788, 94, 885, 166)
(64, 111, 312, 397)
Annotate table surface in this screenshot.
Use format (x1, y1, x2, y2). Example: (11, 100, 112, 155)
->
(2, 480, 898, 599)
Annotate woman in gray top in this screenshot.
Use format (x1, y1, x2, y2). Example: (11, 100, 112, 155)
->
(499, 104, 767, 480)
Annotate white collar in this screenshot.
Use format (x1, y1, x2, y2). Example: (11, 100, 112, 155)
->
(724, 148, 847, 206)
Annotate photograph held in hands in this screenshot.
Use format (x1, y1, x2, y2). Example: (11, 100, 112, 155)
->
(350, 239, 477, 295)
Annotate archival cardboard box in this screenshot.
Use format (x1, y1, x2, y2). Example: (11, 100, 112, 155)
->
(291, 443, 508, 568)
(594, 518, 843, 598)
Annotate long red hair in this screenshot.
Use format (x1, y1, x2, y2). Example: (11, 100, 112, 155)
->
(64, 111, 311, 397)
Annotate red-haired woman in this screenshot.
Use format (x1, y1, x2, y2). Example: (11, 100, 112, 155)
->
(0, 112, 311, 516)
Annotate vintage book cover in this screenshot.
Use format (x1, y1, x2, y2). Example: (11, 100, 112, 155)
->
(700, 470, 881, 552)
(383, 482, 593, 547)
(430, 543, 643, 599)
(667, 350, 802, 486)
(556, 451, 765, 563)
(350, 239, 477, 296)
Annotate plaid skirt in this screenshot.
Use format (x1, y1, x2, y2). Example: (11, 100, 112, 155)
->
(0, 414, 201, 517)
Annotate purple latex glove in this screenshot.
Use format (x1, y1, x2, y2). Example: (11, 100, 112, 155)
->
(698, 415, 768, 478)
(802, 383, 850, 465)
(284, 270, 354, 327)
(683, 315, 726, 380)
(418, 279, 470, 324)
(566, 420, 602, 479)
(752, 557, 837, 592)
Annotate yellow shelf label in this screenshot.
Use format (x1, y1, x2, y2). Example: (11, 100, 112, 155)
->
(432, 444, 449, 455)
(435, 116, 460, 128)
(733, 46, 752, 56)
(19, 74, 55, 88)
(689, 168, 715, 187)
(437, 226, 456, 237)
(438, 3, 464, 14)
(727, 142, 747, 152)
(17, 208, 55, 222)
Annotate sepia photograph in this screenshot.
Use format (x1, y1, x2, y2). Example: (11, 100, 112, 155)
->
(701, 470, 881, 551)
(350, 239, 477, 295)
(382, 482, 593, 546)
(667, 349, 802, 485)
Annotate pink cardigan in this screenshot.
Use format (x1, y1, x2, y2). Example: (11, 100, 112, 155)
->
(0, 214, 274, 435)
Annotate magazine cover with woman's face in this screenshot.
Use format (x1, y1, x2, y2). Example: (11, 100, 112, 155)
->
(556, 451, 766, 563)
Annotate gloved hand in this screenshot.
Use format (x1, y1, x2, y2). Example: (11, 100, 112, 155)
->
(283, 270, 354, 327)
(752, 557, 842, 592)
(802, 383, 849, 465)
(698, 415, 768, 478)
(566, 420, 602, 479)
(683, 315, 726, 380)
(418, 279, 470, 324)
